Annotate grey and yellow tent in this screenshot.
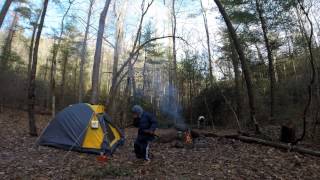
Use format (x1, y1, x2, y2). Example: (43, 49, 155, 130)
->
(37, 103, 124, 154)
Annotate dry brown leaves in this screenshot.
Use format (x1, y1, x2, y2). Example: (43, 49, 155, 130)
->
(1, 108, 320, 179)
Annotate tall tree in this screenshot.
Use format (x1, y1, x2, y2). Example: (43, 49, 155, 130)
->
(108, 0, 154, 106)
(200, 0, 214, 86)
(78, 0, 94, 103)
(27, 9, 41, 83)
(90, 0, 112, 104)
(111, 0, 128, 102)
(171, 0, 177, 86)
(295, 0, 316, 143)
(0, 0, 12, 28)
(27, 0, 49, 136)
(49, 0, 74, 117)
(255, 0, 276, 119)
(213, 0, 260, 133)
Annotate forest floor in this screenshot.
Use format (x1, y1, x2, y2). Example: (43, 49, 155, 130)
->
(1, 108, 320, 179)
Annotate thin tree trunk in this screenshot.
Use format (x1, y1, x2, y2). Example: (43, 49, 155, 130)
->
(108, 0, 154, 107)
(200, 0, 214, 86)
(110, 0, 128, 104)
(170, 0, 178, 124)
(43, 57, 49, 108)
(142, 52, 147, 95)
(213, 0, 260, 133)
(27, 0, 49, 136)
(255, 0, 276, 120)
(78, 0, 94, 103)
(27, 12, 41, 94)
(90, 0, 111, 104)
(27, 23, 38, 80)
(229, 35, 242, 122)
(295, 0, 317, 144)
(49, 0, 74, 116)
(60, 51, 69, 107)
(73, 60, 79, 100)
(0, 0, 12, 28)
(171, 0, 177, 85)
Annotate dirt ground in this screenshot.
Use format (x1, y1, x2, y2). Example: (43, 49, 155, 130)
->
(1, 108, 320, 179)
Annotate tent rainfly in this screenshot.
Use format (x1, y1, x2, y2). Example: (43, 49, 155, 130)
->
(37, 103, 124, 154)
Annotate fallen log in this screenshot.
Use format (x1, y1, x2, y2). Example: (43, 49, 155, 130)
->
(156, 128, 178, 143)
(192, 129, 320, 157)
(228, 135, 320, 157)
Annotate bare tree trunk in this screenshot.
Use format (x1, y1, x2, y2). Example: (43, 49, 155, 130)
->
(27, 19, 39, 80)
(0, 0, 12, 28)
(108, 0, 154, 107)
(142, 52, 147, 95)
(170, 0, 178, 124)
(90, 0, 111, 104)
(254, 44, 264, 63)
(200, 0, 214, 86)
(49, 0, 74, 116)
(255, 0, 276, 120)
(110, 0, 128, 106)
(60, 52, 69, 107)
(229, 35, 242, 122)
(171, 0, 177, 85)
(78, 0, 94, 103)
(27, 12, 41, 96)
(27, 0, 49, 136)
(43, 57, 49, 108)
(73, 60, 79, 99)
(213, 0, 260, 133)
(295, 0, 317, 144)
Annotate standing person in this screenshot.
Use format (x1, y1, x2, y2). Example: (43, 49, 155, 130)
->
(132, 105, 158, 163)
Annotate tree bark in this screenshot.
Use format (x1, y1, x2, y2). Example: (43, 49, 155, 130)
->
(213, 0, 260, 133)
(78, 0, 94, 103)
(200, 0, 214, 86)
(108, 0, 154, 107)
(171, 0, 177, 85)
(294, 0, 317, 144)
(0, 0, 12, 28)
(110, 0, 128, 104)
(229, 35, 242, 122)
(59, 50, 69, 107)
(27, 19, 39, 81)
(90, 0, 111, 104)
(255, 0, 276, 120)
(49, 0, 74, 116)
(27, 0, 49, 136)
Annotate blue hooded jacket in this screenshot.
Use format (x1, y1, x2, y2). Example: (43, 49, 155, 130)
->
(132, 105, 158, 141)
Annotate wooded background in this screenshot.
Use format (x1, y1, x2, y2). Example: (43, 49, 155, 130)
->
(0, 0, 320, 143)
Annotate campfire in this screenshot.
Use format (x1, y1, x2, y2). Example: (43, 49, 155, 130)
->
(184, 130, 193, 144)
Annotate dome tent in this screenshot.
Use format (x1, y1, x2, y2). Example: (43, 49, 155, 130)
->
(37, 103, 124, 154)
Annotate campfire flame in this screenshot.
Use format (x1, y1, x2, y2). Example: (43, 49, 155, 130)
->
(184, 130, 193, 144)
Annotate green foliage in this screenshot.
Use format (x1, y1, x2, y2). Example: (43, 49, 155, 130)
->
(0, 47, 25, 73)
(141, 21, 164, 57)
(15, 7, 32, 19)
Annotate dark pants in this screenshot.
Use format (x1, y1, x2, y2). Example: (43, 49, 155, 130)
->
(134, 135, 151, 160)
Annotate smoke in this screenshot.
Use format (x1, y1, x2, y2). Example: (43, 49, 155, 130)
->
(160, 84, 187, 130)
